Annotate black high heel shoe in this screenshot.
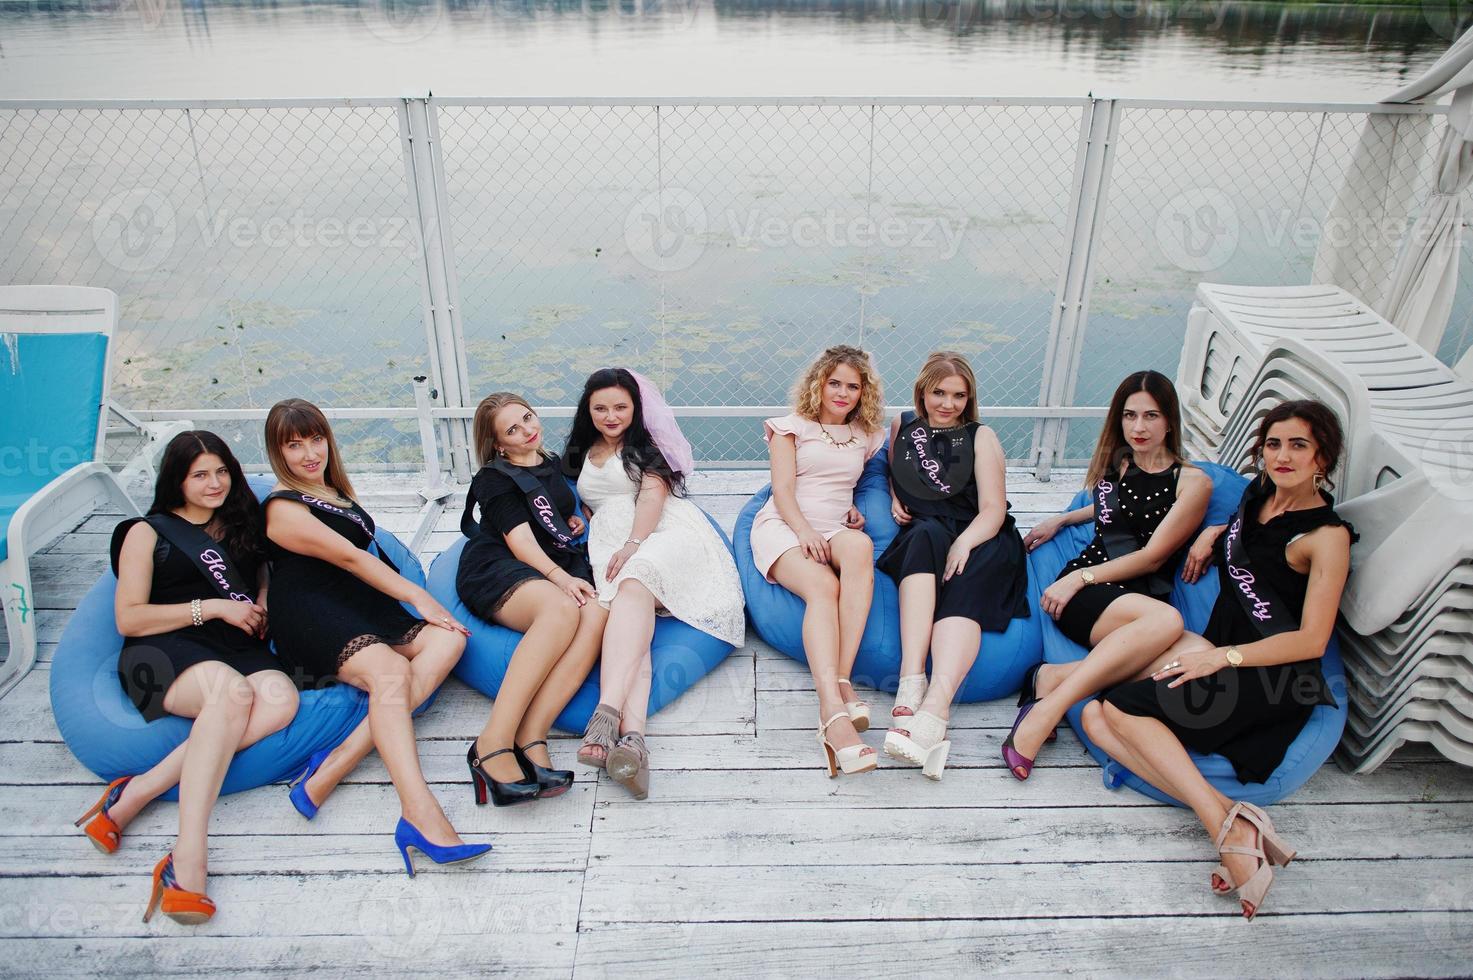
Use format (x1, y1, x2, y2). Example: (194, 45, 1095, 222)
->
(513, 741, 574, 798)
(466, 743, 539, 807)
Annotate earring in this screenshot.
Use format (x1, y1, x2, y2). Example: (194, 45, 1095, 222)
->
(1313, 471, 1326, 491)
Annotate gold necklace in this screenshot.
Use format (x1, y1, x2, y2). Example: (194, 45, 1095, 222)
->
(818, 423, 859, 448)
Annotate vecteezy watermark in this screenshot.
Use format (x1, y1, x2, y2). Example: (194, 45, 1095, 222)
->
(1420, 0, 1473, 41)
(0, 441, 83, 480)
(90, 188, 414, 272)
(1155, 187, 1239, 273)
(357, 873, 447, 959)
(624, 189, 969, 272)
(91, 188, 177, 274)
(1421, 419, 1473, 504)
(358, 0, 445, 44)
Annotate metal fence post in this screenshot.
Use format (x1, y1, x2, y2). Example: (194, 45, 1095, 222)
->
(1031, 97, 1121, 481)
(399, 95, 473, 480)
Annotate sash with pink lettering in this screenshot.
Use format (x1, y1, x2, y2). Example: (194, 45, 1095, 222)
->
(1091, 462, 1176, 599)
(460, 458, 582, 551)
(890, 411, 974, 503)
(1220, 483, 1296, 637)
(266, 490, 401, 573)
(141, 513, 258, 604)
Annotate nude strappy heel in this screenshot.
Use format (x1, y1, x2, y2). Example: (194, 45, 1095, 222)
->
(1213, 802, 1284, 920)
(837, 678, 870, 733)
(890, 674, 927, 722)
(818, 712, 877, 777)
(882, 709, 952, 780)
(1212, 801, 1296, 895)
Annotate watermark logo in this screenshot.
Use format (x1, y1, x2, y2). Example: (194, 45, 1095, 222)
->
(1156, 187, 1239, 273)
(91, 188, 177, 273)
(624, 189, 709, 273)
(357, 873, 446, 959)
(1420, 0, 1473, 41)
(358, 0, 444, 44)
(1421, 419, 1473, 504)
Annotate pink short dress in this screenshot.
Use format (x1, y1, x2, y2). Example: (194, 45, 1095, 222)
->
(749, 413, 886, 582)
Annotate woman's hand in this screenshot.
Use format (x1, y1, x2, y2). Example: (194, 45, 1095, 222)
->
(1023, 515, 1062, 552)
(1181, 525, 1223, 584)
(943, 539, 973, 582)
(567, 514, 586, 536)
(1039, 572, 1085, 620)
(890, 496, 912, 526)
(410, 592, 471, 636)
(798, 527, 831, 563)
(208, 598, 266, 637)
(1152, 648, 1226, 688)
(552, 570, 596, 607)
(606, 542, 639, 582)
(843, 506, 865, 531)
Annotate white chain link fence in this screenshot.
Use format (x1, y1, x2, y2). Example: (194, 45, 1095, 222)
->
(2, 96, 1468, 473)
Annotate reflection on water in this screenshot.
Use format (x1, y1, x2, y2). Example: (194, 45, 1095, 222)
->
(0, 0, 1457, 99)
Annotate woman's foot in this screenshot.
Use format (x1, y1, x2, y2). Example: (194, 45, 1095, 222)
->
(1214, 804, 1277, 920)
(1007, 703, 1056, 768)
(169, 847, 209, 895)
(890, 674, 927, 723)
(578, 703, 622, 769)
(473, 736, 528, 784)
(822, 707, 868, 754)
(403, 800, 465, 849)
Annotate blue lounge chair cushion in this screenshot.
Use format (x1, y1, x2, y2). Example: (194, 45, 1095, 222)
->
(428, 506, 738, 733)
(735, 450, 1044, 701)
(0, 332, 108, 561)
(1026, 461, 1348, 806)
(48, 479, 433, 799)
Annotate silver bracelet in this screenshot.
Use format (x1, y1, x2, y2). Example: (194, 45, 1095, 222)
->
(190, 598, 203, 627)
(625, 537, 643, 546)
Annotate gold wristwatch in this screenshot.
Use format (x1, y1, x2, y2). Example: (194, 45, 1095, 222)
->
(1079, 568, 1096, 585)
(1224, 646, 1243, 667)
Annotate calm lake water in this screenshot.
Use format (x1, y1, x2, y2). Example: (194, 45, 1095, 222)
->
(1, 2, 1469, 466)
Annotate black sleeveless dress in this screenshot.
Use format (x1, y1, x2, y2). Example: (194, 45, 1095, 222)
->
(1055, 460, 1188, 647)
(1104, 482, 1353, 784)
(456, 454, 594, 623)
(266, 495, 426, 683)
(876, 418, 1030, 631)
(111, 520, 279, 723)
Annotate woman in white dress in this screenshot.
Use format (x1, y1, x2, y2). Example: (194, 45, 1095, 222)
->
(562, 368, 745, 799)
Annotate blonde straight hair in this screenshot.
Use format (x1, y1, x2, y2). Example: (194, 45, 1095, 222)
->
(264, 398, 357, 501)
(471, 392, 542, 467)
(911, 351, 979, 425)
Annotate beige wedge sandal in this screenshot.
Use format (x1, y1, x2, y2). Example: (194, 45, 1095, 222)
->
(883, 709, 952, 780)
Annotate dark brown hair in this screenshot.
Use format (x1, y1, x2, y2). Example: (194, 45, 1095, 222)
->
(1084, 370, 1185, 488)
(1251, 399, 1344, 488)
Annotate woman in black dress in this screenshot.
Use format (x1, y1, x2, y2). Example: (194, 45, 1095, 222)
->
(1086, 400, 1354, 920)
(879, 352, 1030, 779)
(457, 392, 605, 806)
(76, 431, 298, 923)
(263, 399, 488, 874)
(1010, 370, 1212, 780)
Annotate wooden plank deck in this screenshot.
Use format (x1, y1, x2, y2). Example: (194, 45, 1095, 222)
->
(3, 469, 1472, 978)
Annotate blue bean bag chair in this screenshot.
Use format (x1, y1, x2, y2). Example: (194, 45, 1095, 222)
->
(429, 499, 738, 733)
(1026, 460, 1348, 807)
(736, 449, 1044, 701)
(49, 478, 433, 800)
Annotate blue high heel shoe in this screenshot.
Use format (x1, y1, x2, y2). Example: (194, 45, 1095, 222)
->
(394, 817, 492, 877)
(288, 749, 331, 821)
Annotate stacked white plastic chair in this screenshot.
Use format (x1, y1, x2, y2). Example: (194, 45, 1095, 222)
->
(1177, 283, 1473, 773)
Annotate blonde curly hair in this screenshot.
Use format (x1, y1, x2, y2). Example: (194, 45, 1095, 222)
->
(793, 345, 884, 433)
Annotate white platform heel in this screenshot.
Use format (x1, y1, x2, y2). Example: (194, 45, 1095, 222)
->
(883, 709, 952, 780)
(818, 712, 877, 777)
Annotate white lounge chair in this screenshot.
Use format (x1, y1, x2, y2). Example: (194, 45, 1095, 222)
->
(0, 285, 140, 699)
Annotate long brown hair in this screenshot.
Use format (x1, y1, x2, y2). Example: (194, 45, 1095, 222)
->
(1084, 370, 1185, 488)
(912, 351, 979, 425)
(793, 345, 884, 433)
(471, 392, 542, 468)
(264, 398, 357, 501)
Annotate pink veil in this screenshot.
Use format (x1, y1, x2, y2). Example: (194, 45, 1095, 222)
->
(629, 370, 695, 477)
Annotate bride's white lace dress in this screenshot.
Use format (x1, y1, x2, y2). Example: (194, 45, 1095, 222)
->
(577, 452, 745, 647)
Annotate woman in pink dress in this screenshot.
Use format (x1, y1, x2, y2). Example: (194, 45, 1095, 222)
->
(751, 345, 887, 777)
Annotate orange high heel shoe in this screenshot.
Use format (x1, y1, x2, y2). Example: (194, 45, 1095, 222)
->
(142, 853, 216, 925)
(74, 776, 132, 854)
